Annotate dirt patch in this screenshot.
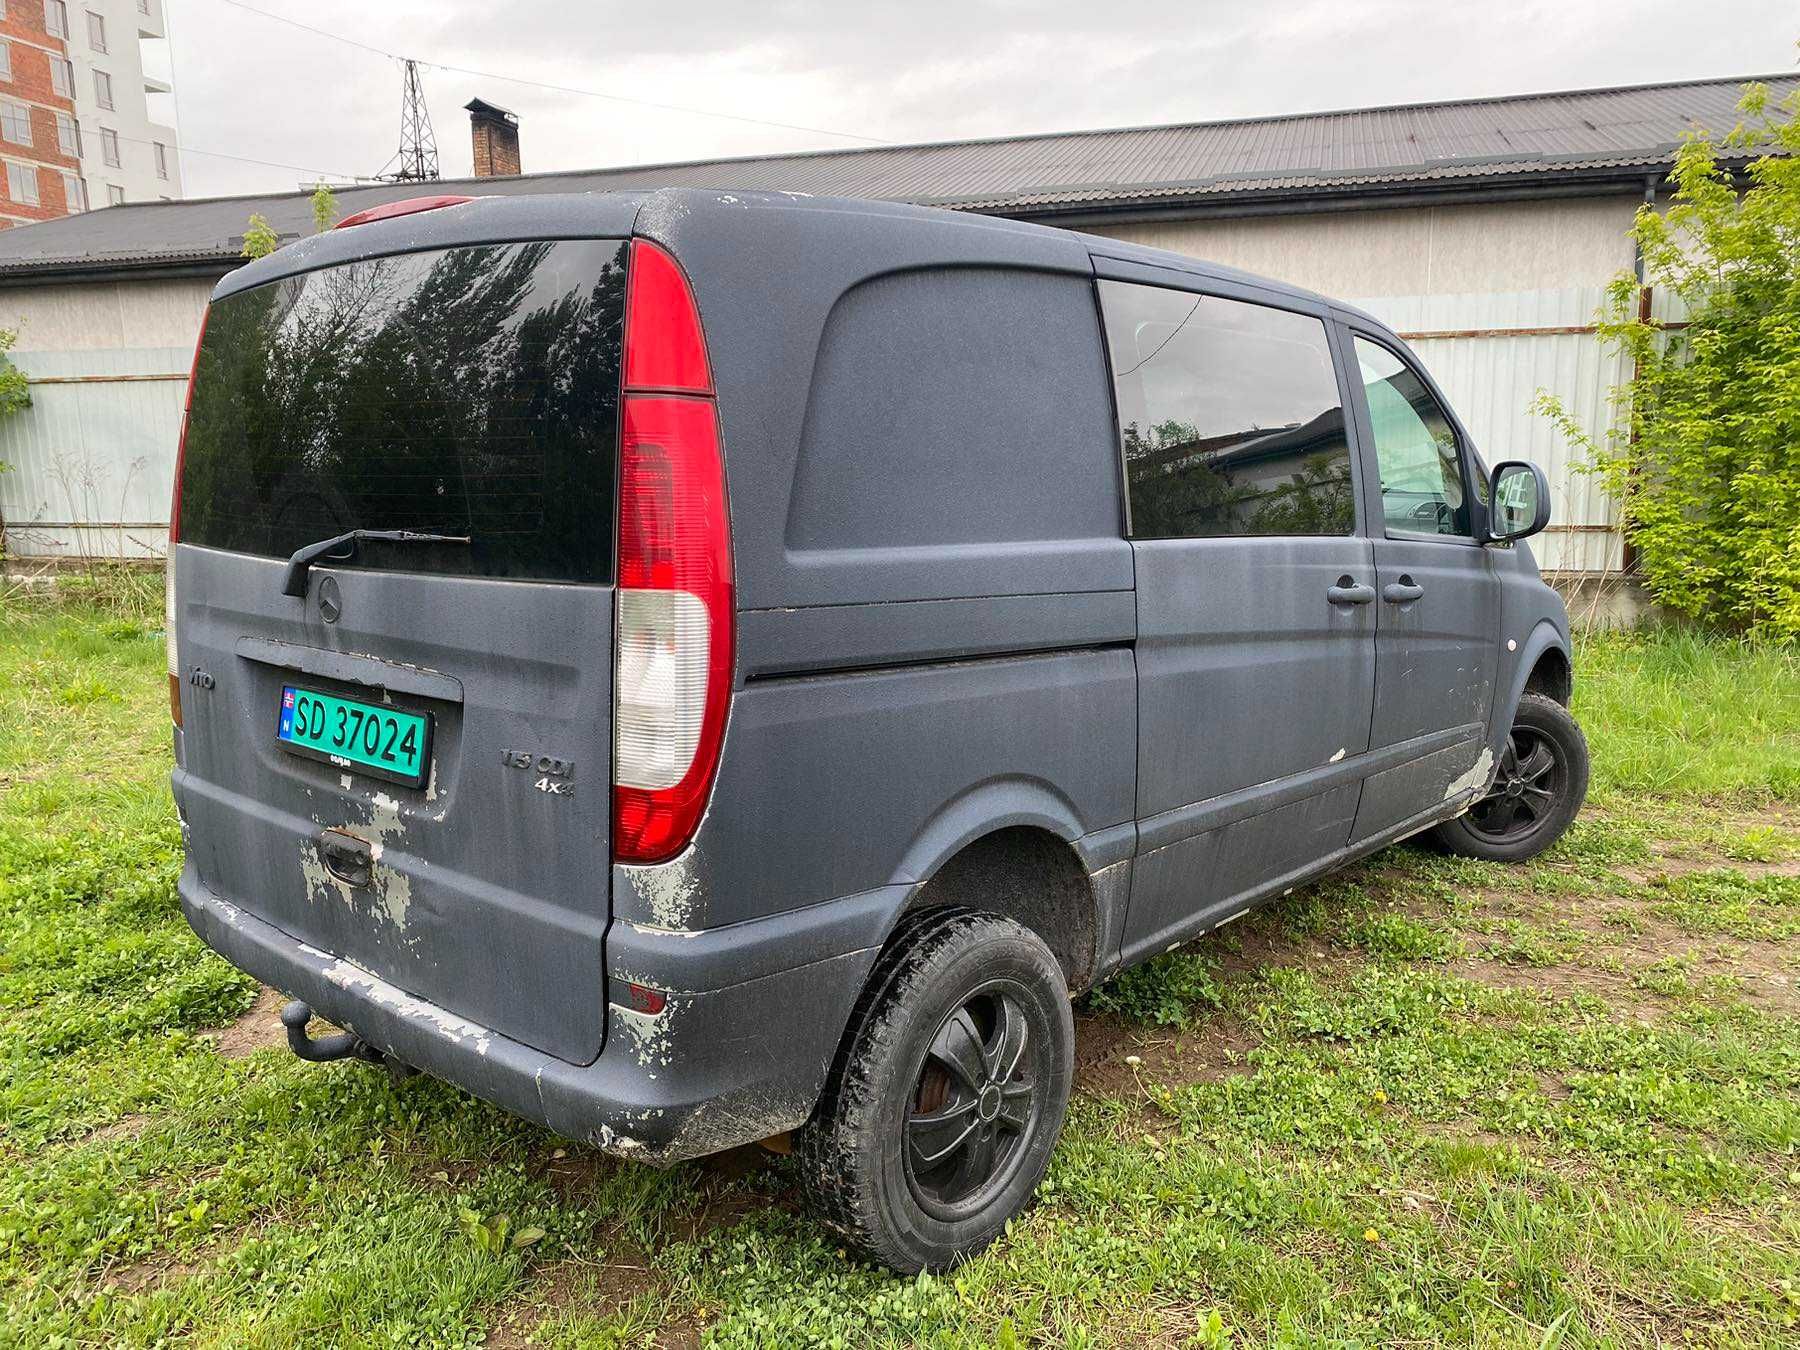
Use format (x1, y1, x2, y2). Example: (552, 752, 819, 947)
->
(536, 1141, 779, 1245)
(85, 1113, 149, 1144)
(101, 1256, 199, 1295)
(1075, 1009, 1261, 1099)
(483, 1250, 677, 1349)
(1214, 919, 1344, 981)
(204, 985, 289, 1058)
(1452, 953, 1663, 1018)
(1618, 857, 1800, 884)
(660, 1145, 785, 1243)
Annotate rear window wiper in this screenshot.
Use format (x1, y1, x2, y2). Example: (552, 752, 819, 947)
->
(281, 529, 473, 598)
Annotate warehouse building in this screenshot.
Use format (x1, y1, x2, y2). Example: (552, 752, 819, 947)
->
(0, 71, 1791, 577)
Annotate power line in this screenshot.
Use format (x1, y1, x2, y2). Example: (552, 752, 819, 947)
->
(94, 124, 362, 181)
(211, 0, 890, 146)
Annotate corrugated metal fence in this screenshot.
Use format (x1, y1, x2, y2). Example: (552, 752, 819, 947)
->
(0, 346, 190, 561)
(0, 285, 1634, 574)
(1352, 287, 1630, 575)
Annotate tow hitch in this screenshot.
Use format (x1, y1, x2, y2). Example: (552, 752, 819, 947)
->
(281, 999, 414, 1081)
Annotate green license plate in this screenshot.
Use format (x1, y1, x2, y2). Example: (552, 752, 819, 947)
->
(276, 685, 432, 787)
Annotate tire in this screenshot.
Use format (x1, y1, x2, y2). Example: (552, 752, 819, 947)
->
(1430, 692, 1589, 862)
(795, 907, 1074, 1273)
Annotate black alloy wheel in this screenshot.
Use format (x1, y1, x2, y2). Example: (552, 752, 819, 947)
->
(1429, 692, 1589, 863)
(795, 908, 1074, 1273)
(904, 986, 1041, 1222)
(1463, 723, 1564, 845)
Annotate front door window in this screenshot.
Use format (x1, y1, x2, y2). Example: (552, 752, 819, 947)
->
(1355, 337, 1470, 537)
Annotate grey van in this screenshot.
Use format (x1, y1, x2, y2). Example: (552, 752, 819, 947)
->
(168, 188, 1587, 1273)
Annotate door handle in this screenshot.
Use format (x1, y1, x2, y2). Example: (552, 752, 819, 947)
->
(318, 828, 373, 888)
(1383, 576, 1424, 604)
(1326, 578, 1376, 606)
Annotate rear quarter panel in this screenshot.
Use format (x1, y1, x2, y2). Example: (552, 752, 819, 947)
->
(614, 192, 1137, 936)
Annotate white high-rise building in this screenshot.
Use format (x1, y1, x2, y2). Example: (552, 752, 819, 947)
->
(61, 0, 180, 208)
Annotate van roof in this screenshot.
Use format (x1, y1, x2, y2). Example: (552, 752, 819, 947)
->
(218, 186, 1344, 316)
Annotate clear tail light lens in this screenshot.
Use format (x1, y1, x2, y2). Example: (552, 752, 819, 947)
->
(615, 588, 710, 791)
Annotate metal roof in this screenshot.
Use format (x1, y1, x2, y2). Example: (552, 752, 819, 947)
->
(0, 72, 1790, 283)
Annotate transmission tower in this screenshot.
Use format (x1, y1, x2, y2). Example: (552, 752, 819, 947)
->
(378, 59, 440, 182)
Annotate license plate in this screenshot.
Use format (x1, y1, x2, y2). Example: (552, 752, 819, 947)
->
(276, 685, 432, 787)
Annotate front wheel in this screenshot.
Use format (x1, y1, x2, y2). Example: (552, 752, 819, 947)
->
(795, 908, 1073, 1273)
(1430, 692, 1589, 862)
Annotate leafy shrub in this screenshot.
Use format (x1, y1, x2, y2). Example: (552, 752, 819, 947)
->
(1539, 83, 1800, 638)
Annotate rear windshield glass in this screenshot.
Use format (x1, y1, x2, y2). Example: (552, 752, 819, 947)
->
(179, 239, 626, 584)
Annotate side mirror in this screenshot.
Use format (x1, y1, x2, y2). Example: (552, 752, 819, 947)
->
(1486, 460, 1551, 544)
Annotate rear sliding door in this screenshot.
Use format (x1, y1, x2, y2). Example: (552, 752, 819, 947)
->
(1095, 271, 1377, 964)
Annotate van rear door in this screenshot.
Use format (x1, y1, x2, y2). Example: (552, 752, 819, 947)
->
(170, 238, 626, 1065)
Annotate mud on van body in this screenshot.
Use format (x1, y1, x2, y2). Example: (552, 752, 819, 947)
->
(168, 188, 1586, 1272)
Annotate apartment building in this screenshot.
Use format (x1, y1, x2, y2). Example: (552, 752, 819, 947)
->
(0, 0, 178, 227)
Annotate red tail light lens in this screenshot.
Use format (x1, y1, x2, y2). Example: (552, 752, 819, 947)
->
(621, 240, 712, 394)
(334, 195, 475, 230)
(168, 305, 208, 549)
(613, 241, 732, 864)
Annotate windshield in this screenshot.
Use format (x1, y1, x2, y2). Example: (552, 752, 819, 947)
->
(178, 239, 627, 584)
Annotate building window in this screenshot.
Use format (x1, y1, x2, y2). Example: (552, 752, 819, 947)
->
(153, 140, 167, 179)
(7, 160, 39, 206)
(0, 100, 31, 147)
(55, 110, 78, 156)
(86, 10, 106, 53)
(45, 0, 67, 39)
(100, 125, 118, 166)
(0, 42, 12, 84)
(62, 171, 85, 212)
(93, 69, 112, 110)
(50, 55, 73, 99)
(106, 181, 122, 205)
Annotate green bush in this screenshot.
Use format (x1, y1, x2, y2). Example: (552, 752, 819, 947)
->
(1540, 82, 1800, 638)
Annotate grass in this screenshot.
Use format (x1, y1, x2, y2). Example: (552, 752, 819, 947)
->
(2, 603, 1798, 1347)
(1573, 626, 1800, 799)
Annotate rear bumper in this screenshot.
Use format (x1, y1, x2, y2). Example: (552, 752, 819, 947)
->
(180, 866, 892, 1162)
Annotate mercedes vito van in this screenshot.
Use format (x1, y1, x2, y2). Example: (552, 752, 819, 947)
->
(168, 188, 1587, 1273)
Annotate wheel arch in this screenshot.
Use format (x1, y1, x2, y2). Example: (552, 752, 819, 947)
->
(891, 817, 1105, 994)
(1493, 620, 1572, 754)
(1523, 644, 1572, 706)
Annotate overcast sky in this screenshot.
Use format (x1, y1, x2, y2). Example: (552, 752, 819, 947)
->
(149, 0, 1799, 201)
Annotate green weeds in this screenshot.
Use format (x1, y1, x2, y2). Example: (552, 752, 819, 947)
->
(3, 608, 1798, 1345)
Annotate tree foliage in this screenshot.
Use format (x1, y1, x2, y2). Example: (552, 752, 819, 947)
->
(0, 325, 33, 554)
(0, 327, 30, 421)
(1540, 82, 1800, 638)
(240, 213, 278, 260)
(311, 182, 338, 233)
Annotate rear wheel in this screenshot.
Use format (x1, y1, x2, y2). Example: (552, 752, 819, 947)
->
(1430, 693, 1588, 862)
(795, 908, 1073, 1273)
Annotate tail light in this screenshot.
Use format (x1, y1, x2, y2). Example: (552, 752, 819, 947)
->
(612, 240, 733, 863)
(167, 306, 209, 728)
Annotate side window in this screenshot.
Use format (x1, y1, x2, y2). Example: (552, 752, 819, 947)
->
(1354, 337, 1471, 538)
(1098, 280, 1354, 539)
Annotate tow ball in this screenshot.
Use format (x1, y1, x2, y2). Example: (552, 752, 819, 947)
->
(280, 1000, 414, 1081)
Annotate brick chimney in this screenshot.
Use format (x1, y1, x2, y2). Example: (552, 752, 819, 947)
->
(465, 98, 520, 177)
